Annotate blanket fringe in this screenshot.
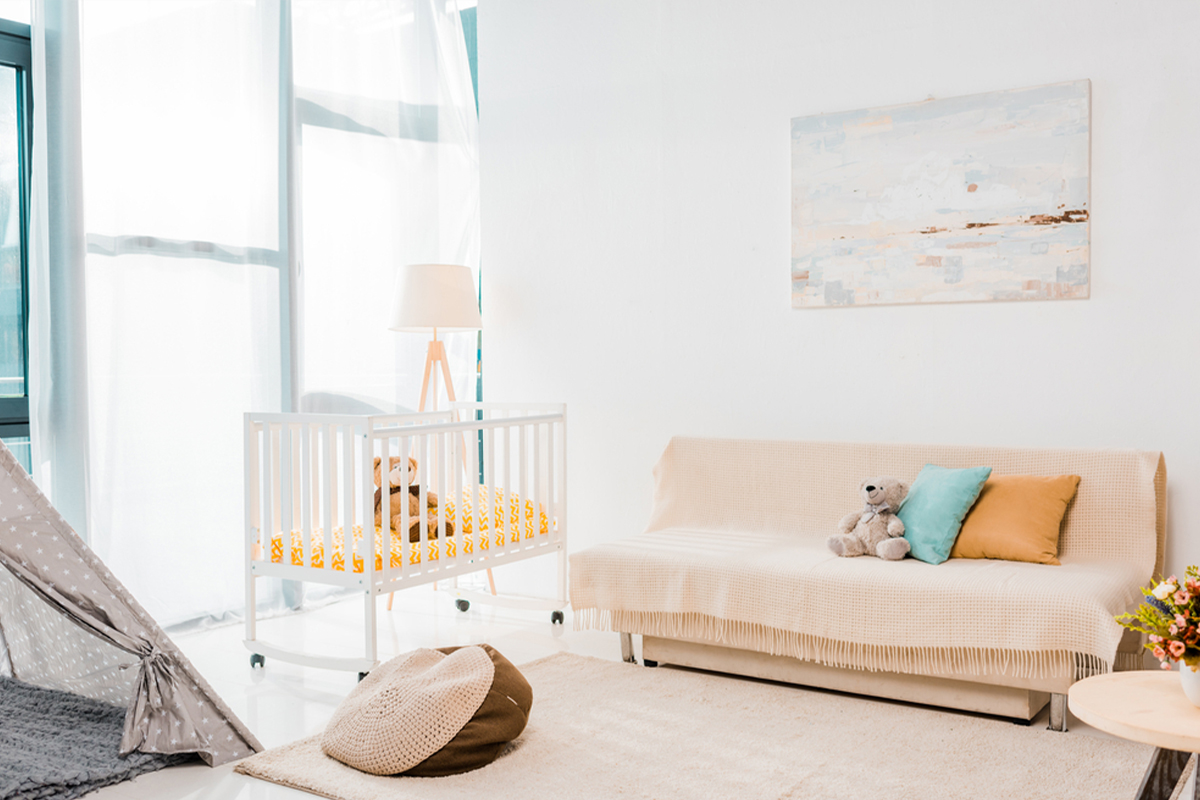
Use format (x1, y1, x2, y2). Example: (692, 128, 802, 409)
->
(574, 608, 1110, 681)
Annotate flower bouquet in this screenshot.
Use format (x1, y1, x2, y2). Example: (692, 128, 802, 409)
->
(1116, 566, 1200, 670)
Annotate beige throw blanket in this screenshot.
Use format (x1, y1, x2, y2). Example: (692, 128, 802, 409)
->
(571, 438, 1166, 680)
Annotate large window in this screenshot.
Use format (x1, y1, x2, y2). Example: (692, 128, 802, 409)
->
(0, 18, 29, 472)
(76, 1, 479, 626)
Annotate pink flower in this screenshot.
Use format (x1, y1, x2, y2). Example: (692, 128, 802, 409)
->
(1177, 591, 1192, 605)
(1150, 634, 1163, 643)
(1177, 615, 1189, 628)
(1171, 625, 1180, 635)
(1162, 661, 1173, 670)
(1154, 645, 1167, 659)
(1170, 641, 1187, 658)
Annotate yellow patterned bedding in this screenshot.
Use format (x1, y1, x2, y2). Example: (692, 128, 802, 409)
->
(269, 486, 552, 574)
(442, 485, 550, 543)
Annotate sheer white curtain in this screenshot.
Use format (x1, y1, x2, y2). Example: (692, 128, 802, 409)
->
(294, 0, 480, 410)
(79, 0, 283, 627)
(24, 0, 479, 627)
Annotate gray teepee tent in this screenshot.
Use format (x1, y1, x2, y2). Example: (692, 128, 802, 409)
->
(0, 441, 261, 767)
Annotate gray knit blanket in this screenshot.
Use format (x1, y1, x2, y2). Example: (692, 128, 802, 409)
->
(0, 676, 191, 800)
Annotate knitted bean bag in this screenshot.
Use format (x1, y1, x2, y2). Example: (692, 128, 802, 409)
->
(321, 644, 532, 777)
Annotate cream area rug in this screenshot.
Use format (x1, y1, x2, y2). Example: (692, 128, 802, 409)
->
(236, 653, 1154, 800)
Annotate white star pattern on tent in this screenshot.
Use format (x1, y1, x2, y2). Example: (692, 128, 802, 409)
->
(0, 442, 261, 765)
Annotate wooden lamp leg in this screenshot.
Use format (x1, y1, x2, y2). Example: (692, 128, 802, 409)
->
(389, 333, 497, 610)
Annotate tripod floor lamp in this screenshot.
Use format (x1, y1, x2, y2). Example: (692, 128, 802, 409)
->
(389, 263, 482, 413)
(388, 263, 488, 609)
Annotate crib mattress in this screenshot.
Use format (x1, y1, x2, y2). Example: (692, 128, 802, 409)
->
(269, 486, 552, 573)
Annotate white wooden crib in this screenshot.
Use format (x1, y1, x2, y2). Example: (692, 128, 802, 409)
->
(243, 402, 567, 675)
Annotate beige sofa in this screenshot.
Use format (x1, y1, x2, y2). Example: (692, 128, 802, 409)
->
(570, 437, 1166, 729)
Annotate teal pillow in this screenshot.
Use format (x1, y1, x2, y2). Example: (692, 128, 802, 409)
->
(898, 465, 992, 564)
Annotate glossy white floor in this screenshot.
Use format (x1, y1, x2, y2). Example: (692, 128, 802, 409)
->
(92, 587, 1141, 800)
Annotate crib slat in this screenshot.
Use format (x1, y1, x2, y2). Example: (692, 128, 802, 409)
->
(465, 421, 476, 556)
(292, 425, 302, 535)
(270, 426, 281, 560)
(343, 424, 357, 571)
(360, 427, 376, 592)
(247, 421, 261, 556)
(378, 434, 389, 588)
(517, 413, 525, 541)
(399, 436, 410, 581)
(446, 429, 453, 566)
(555, 415, 568, 604)
(500, 425, 510, 550)
(532, 422, 541, 544)
(245, 419, 259, 642)
(559, 415, 569, 549)
(322, 424, 333, 570)
(360, 427, 376, 665)
(544, 422, 555, 544)
(309, 424, 319, 558)
(417, 434, 428, 570)
(301, 424, 311, 568)
(380, 434, 391, 578)
(261, 426, 273, 562)
(436, 432, 446, 551)
(485, 426, 495, 552)
(281, 426, 294, 563)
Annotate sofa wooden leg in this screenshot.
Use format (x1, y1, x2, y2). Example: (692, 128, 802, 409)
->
(1047, 693, 1068, 732)
(620, 632, 636, 664)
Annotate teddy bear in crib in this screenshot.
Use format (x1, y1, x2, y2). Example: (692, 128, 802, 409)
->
(827, 477, 910, 561)
(373, 456, 455, 543)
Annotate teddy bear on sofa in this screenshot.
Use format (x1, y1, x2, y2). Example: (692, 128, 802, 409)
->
(827, 477, 910, 561)
(374, 456, 455, 543)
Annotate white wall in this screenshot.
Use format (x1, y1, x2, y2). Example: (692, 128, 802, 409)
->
(477, 0, 1200, 592)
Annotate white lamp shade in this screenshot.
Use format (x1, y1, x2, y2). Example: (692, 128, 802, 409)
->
(389, 263, 482, 332)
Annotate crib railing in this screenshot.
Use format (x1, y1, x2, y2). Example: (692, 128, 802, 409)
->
(370, 403, 567, 589)
(244, 403, 567, 672)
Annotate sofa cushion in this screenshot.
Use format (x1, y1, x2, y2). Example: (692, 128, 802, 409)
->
(950, 474, 1081, 565)
(897, 465, 992, 564)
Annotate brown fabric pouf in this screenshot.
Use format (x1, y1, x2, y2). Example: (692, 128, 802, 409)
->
(320, 645, 532, 778)
(403, 646, 533, 777)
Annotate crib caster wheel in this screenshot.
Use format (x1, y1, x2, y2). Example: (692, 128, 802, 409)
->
(357, 672, 369, 682)
(551, 610, 564, 625)
(455, 599, 470, 613)
(250, 653, 265, 669)
(643, 659, 658, 668)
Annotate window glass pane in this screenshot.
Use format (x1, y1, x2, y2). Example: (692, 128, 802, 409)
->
(81, 1, 279, 249)
(0, 1, 29, 25)
(300, 125, 477, 408)
(294, 0, 435, 105)
(0, 64, 23, 398)
(1, 435, 28, 473)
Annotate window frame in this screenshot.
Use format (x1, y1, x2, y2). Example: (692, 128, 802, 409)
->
(0, 18, 32, 451)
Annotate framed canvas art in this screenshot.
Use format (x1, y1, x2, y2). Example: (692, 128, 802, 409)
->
(790, 80, 1090, 308)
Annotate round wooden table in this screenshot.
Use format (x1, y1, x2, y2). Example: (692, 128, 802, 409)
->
(1070, 671, 1200, 799)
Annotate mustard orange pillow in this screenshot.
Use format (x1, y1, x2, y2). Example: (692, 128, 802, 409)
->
(949, 474, 1081, 565)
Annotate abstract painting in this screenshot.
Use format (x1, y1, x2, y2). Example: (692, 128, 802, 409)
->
(791, 80, 1090, 308)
